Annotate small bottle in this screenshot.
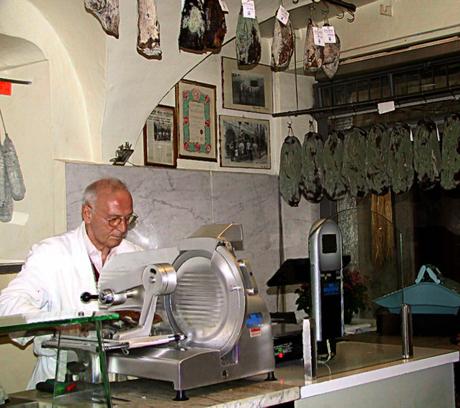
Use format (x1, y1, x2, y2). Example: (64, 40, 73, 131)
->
(303, 318, 317, 381)
(401, 303, 413, 359)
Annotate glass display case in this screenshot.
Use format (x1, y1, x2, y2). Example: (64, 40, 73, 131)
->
(0, 310, 119, 407)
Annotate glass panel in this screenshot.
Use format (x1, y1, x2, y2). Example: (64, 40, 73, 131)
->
(369, 77, 382, 101)
(393, 73, 408, 96)
(447, 62, 460, 87)
(356, 80, 369, 102)
(407, 72, 422, 94)
(0, 311, 119, 334)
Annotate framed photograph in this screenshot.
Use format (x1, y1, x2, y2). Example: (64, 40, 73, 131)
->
(222, 57, 273, 114)
(143, 105, 177, 167)
(219, 115, 271, 169)
(176, 79, 217, 161)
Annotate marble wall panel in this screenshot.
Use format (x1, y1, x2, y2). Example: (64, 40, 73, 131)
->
(65, 163, 212, 249)
(211, 172, 281, 311)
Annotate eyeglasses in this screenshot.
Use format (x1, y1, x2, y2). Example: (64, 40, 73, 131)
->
(87, 205, 138, 229)
(105, 213, 138, 229)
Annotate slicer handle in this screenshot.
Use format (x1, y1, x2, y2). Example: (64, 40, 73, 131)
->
(80, 292, 99, 303)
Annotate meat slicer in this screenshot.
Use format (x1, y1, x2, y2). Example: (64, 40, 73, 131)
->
(51, 224, 275, 399)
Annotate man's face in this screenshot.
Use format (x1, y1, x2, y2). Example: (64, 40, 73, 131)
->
(82, 189, 133, 252)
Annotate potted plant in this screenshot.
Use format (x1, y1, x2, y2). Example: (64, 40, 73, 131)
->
(294, 265, 369, 324)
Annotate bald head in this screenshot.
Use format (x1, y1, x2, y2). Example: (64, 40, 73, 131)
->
(82, 178, 130, 207)
(81, 178, 134, 254)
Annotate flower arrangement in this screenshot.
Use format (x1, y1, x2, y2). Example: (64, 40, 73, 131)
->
(343, 265, 369, 323)
(294, 265, 369, 324)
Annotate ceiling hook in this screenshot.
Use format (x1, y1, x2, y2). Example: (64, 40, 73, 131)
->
(346, 10, 355, 23)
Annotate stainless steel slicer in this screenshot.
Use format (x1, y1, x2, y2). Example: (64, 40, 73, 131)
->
(53, 224, 275, 400)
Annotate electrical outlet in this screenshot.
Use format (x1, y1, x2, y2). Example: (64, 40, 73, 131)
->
(380, 4, 393, 16)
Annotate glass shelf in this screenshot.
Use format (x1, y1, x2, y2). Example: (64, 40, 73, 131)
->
(0, 310, 119, 407)
(0, 310, 119, 335)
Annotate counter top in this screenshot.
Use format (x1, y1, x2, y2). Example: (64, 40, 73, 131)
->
(11, 341, 459, 408)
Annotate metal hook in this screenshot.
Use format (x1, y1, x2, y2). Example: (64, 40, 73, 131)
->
(337, 10, 345, 19)
(346, 10, 355, 23)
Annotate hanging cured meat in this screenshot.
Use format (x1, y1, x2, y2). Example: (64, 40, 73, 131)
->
(203, 0, 227, 52)
(279, 134, 302, 207)
(2, 134, 26, 201)
(0, 140, 5, 206)
(387, 123, 413, 194)
(365, 123, 390, 195)
(413, 119, 441, 190)
(322, 130, 347, 200)
(342, 127, 368, 197)
(0, 142, 12, 223)
(300, 131, 323, 203)
(236, 7, 262, 66)
(137, 0, 161, 58)
(0, 176, 13, 223)
(304, 19, 323, 73)
(84, 0, 120, 38)
(179, 0, 206, 52)
(322, 32, 341, 79)
(271, 15, 294, 71)
(440, 113, 460, 190)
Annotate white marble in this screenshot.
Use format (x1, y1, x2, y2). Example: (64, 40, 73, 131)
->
(211, 171, 281, 311)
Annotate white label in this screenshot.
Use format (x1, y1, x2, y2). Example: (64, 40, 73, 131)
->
(219, 0, 229, 13)
(7, 211, 29, 226)
(377, 100, 395, 114)
(322, 25, 336, 43)
(313, 26, 325, 46)
(436, 124, 441, 141)
(410, 128, 414, 142)
(242, 0, 256, 19)
(276, 5, 290, 25)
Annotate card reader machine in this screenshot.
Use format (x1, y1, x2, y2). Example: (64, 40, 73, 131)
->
(309, 219, 344, 356)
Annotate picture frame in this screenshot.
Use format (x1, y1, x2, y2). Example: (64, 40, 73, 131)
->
(176, 79, 217, 161)
(222, 57, 273, 114)
(219, 115, 271, 169)
(143, 105, 177, 167)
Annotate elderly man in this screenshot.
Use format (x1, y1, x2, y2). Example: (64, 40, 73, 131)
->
(0, 177, 142, 388)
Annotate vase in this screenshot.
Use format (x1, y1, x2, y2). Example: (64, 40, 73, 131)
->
(344, 309, 354, 324)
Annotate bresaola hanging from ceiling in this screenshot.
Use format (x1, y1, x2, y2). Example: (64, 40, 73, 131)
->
(236, 5, 261, 66)
(271, 12, 295, 71)
(84, 0, 120, 38)
(178, 0, 227, 53)
(304, 19, 322, 73)
(137, 0, 162, 58)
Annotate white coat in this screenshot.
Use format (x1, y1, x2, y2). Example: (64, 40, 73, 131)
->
(0, 222, 141, 389)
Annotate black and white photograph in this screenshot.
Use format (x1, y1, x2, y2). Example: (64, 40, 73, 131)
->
(231, 73, 265, 108)
(143, 105, 177, 167)
(222, 57, 273, 114)
(219, 115, 271, 169)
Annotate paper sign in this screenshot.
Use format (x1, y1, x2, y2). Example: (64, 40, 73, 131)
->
(276, 5, 290, 25)
(8, 212, 29, 226)
(219, 0, 229, 13)
(0, 82, 12, 96)
(322, 25, 336, 43)
(377, 100, 395, 114)
(242, 0, 256, 19)
(313, 26, 325, 46)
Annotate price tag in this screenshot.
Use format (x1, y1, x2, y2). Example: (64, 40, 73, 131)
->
(377, 100, 395, 114)
(313, 26, 325, 46)
(242, 0, 256, 19)
(322, 25, 336, 43)
(276, 5, 290, 25)
(219, 0, 229, 13)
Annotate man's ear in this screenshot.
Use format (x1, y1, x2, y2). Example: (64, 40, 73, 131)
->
(82, 204, 92, 223)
